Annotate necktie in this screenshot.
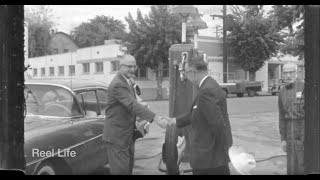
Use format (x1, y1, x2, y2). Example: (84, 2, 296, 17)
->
(129, 79, 136, 99)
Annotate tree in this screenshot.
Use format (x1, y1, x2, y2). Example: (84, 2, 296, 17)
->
(70, 15, 127, 48)
(227, 5, 283, 81)
(124, 5, 192, 100)
(25, 5, 56, 58)
(268, 5, 304, 60)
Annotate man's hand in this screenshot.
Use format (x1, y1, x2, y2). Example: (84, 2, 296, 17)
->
(140, 101, 149, 108)
(281, 140, 286, 152)
(135, 120, 150, 137)
(153, 115, 176, 129)
(163, 115, 176, 125)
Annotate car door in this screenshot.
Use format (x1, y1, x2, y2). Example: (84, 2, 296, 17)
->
(70, 89, 108, 174)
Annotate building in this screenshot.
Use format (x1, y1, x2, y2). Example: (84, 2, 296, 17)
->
(48, 31, 79, 55)
(28, 35, 304, 100)
(27, 39, 170, 100)
(195, 36, 305, 92)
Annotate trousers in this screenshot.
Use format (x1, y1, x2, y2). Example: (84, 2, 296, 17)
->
(106, 141, 135, 175)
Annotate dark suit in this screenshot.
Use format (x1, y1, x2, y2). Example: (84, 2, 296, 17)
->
(103, 72, 155, 174)
(176, 76, 233, 174)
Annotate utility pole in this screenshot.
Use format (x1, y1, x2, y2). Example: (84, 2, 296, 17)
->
(222, 5, 227, 83)
(0, 5, 26, 172)
(211, 5, 228, 83)
(304, 5, 320, 175)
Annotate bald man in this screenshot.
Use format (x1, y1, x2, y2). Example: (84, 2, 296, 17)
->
(278, 63, 305, 175)
(103, 54, 167, 175)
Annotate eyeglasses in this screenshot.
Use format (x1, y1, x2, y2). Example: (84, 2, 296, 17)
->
(282, 71, 296, 75)
(185, 70, 195, 74)
(121, 64, 137, 69)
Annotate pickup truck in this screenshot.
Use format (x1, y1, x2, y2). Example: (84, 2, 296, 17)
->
(219, 81, 263, 97)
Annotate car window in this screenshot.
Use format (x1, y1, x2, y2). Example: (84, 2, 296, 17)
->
(76, 90, 100, 117)
(25, 84, 82, 117)
(96, 89, 108, 115)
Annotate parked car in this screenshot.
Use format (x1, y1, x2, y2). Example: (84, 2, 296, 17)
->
(268, 79, 287, 95)
(220, 81, 263, 98)
(24, 79, 110, 175)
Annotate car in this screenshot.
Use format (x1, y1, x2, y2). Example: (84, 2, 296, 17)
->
(268, 79, 287, 95)
(24, 79, 110, 175)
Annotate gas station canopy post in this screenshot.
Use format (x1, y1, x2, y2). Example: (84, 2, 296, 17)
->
(186, 8, 208, 50)
(170, 5, 198, 43)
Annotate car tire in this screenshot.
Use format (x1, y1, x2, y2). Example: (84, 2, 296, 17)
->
(163, 122, 180, 175)
(236, 93, 244, 97)
(248, 89, 256, 97)
(35, 161, 59, 175)
(35, 160, 68, 175)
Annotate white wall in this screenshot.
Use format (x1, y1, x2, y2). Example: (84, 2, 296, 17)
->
(28, 43, 124, 84)
(208, 61, 223, 83)
(255, 62, 268, 91)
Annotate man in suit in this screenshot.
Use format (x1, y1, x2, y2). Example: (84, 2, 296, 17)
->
(164, 57, 233, 175)
(103, 54, 167, 175)
(278, 63, 304, 175)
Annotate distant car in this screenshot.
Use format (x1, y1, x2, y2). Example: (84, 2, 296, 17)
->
(268, 79, 287, 95)
(24, 79, 110, 175)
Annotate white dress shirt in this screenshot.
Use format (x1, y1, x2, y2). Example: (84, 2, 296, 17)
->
(199, 75, 210, 88)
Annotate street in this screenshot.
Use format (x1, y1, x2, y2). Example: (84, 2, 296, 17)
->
(133, 94, 287, 175)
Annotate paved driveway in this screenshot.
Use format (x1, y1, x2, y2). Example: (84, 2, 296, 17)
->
(133, 95, 287, 175)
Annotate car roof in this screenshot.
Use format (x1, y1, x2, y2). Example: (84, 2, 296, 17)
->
(25, 79, 108, 91)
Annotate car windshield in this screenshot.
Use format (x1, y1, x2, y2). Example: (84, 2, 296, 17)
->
(25, 84, 82, 117)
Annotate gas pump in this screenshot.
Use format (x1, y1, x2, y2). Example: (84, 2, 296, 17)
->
(160, 43, 207, 175)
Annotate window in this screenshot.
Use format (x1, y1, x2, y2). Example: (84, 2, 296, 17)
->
(53, 48, 58, 54)
(49, 67, 55, 76)
(155, 64, 169, 78)
(76, 90, 100, 117)
(96, 89, 108, 115)
(134, 66, 147, 78)
(63, 49, 69, 53)
(69, 65, 75, 76)
(41, 68, 45, 77)
(83, 63, 90, 74)
(33, 68, 37, 77)
(163, 63, 169, 78)
(58, 66, 64, 76)
(95, 62, 104, 73)
(111, 61, 119, 72)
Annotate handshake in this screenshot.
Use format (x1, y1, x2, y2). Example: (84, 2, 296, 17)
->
(133, 115, 176, 140)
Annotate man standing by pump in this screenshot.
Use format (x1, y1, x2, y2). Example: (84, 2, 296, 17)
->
(163, 57, 233, 175)
(278, 63, 305, 175)
(103, 54, 167, 175)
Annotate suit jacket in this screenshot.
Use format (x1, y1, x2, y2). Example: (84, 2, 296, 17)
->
(103, 72, 155, 147)
(176, 76, 233, 169)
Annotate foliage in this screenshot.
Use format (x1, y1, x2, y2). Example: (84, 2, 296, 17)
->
(70, 15, 127, 48)
(268, 5, 304, 60)
(124, 5, 192, 69)
(123, 5, 193, 99)
(25, 5, 56, 57)
(227, 5, 283, 80)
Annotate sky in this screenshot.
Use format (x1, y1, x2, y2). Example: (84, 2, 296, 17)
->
(25, 5, 273, 37)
